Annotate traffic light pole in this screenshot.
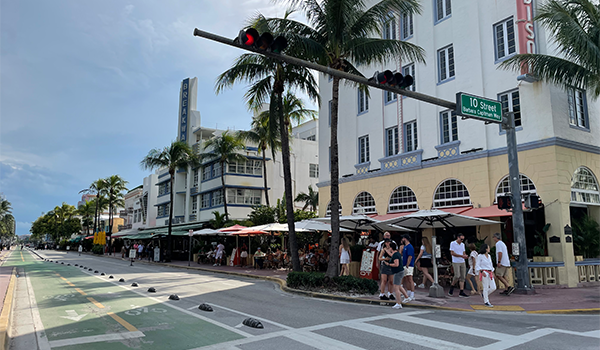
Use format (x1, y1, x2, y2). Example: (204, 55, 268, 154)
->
(503, 112, 533, 294)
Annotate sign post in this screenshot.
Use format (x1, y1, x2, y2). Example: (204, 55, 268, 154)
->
(188, 230, 193, 267)
(455, 93, 502, 123)
(429, 236, 445, 298)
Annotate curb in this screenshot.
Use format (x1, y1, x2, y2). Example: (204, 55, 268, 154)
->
(0, 265, 17, 350)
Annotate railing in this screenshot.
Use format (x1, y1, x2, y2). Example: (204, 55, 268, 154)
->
(189, 214, 197, 222)
(118, 224, 132, 231)
(191, 187, 198, 195)
(576, 259, 600, 283)
(527, 262, 563, 286)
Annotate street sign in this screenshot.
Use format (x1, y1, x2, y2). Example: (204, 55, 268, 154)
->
(456, 92, 502, 123)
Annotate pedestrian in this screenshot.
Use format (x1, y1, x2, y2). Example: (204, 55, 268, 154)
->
(475, 243, 496, 307)
(377, 232, 396, 301)
(383, 241, 409, 309)
(367, 236, 378, 250)
(493, 232, 515, 295)
(467, 242, 480, 295)
(416, 237, 435, 288)
(214, 241, 225, 266)
(339, 237, 351, 276)
(121, 245, 126, 259)
(401, 234, 416, 301)
(378, 239, 394, 300)
(448, 233, 469, 298)
(137, 242, 144, 260)
(240, 243, 248, 267)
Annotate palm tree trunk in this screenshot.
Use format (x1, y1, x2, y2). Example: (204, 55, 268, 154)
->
(108, 193, 113, 255)
(167, 173, 174, 262)
(221, 162, 228, 220)
(262, 149, 270, 207)
(326, 76, 341, 278)
(93, 196, 99, 235)
(275, 87, 300, 272)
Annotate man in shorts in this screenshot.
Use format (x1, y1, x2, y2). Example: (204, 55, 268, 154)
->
(401, 234, 415, 302)
(214, 241, 225, 266)
(493, 232, 515, 295)
(448, 233, 469, 298)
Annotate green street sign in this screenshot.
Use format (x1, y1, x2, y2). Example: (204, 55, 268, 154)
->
(456, 92, 503, 123)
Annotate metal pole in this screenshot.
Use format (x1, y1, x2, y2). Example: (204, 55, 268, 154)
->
(504, 112, 534, 294)
(429, 236, 444, 297)
(188, 230, 194, 267)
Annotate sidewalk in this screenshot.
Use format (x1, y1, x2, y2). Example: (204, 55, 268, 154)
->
(85, 252, 600, 313)
(0, 249, 13, 313)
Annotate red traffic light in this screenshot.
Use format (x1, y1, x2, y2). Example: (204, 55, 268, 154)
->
(497, 195, 512, 210)
(236, 28, 259, 46)
(369, 70, 414, 89)
(234, 29, 287, 54)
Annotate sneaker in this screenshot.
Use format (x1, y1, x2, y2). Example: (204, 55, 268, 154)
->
(500, 289, 508, 295)
(418, 284, 425, 289)
(485, 302, 494, 307)
(388, 294, 396, 301)
(213, 264, 218, 266)
(448, 287, 454, 296)
(392, 303, 402, 309)
(404, 296, 414, 303)
(506, 286, 515, 295)
(379, 295, 389, 301)
(459, 291, 469, 298)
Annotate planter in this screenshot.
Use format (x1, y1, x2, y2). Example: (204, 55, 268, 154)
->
(348, 261, 361, 278)
(575, 255, 584, 262)
(533, 256, 553, 262)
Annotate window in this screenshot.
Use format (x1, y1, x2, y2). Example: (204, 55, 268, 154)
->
(433, 179, 471, 208)
(436, 0, 452, 22)
(192, 196, 198, 214)
(227, 188, 262, 205)
(358, 135, 370, 163)
(200, 193, 210, 208)
(405, 121, 418, 152)
(495, 174, 537, 202)
(568, 88, 588, 128)
(158, 182, 170, 196)
(192, 169, 199, 188)
(309, 164, 319, 178)
(438, 45, 455, 82)
(401, 12, 414, 39)
(440, 111, 458, 144)
(494, 18, 516, 61)
(305, 135, 316, 141)
(383, 14, 396, 40)
(353, 192, 377, 214)
(571, 167, 600, 204)
(328, 100, 332, 127)
(202, 165, 211, 181)
(499, 90, 521, 128)
(212, 162, 222, 178)
(385, 127, 399, 157)
(385, 90, 397, 104)
(211, 189, 224, 207)
(157, 203, 170, 217)
(402, 64, 416, 91)
(389, 186, 418, 213)
(358, 88, 369, 114)
(228, 159, 262, 176)
(325, 201, 342, 217)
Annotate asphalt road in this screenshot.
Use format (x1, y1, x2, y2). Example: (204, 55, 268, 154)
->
(6, 249, 600, 350)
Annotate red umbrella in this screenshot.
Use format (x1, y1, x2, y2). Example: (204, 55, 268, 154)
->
(218, 224, 247, 233)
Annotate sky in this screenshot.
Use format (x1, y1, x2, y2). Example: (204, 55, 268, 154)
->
(0, 0, 311, 236)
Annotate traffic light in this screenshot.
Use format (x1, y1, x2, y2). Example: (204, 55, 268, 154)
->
(369, 70, 414, 89)
(525, 194, 540, 210)
(497, 195, 512, 210)
(234, 28, 287, 54)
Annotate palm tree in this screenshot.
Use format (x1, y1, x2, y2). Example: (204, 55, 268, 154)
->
(500, 0, 600, 98)
(103, 175, 128, 254)
(216, 13, 320, 272)
(141, 141, 199, 261)
(80, 179, 107, 235)
(295, 185, 319, 212)
(198, 131, 247, 220)
(266, 0, 425, 277)
(0, 198, 14, 238)
(77, 200, 95, 235)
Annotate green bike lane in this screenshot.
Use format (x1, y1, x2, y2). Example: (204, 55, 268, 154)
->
(9, 250, 245, 349)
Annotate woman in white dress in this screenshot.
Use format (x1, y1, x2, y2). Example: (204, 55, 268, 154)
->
(339, 237, 352, 276)
(467, 243, 481, 295)
(475, 244, 496, 307)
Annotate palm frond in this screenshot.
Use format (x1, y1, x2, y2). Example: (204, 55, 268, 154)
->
(347, 37, 425, 66)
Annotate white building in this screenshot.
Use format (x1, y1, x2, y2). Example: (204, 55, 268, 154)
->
(317, 0, 599, 287)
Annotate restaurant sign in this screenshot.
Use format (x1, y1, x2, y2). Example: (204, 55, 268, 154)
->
(179, 78, 190, 142)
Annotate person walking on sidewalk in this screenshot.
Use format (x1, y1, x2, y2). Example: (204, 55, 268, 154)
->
(416, 237, 435, 288)
(384, 242, 409, 309)
(339, 237, 351, 276)
(448, 233, 469, 298)
(401, 235, 416, 301)
(215, 241, 225, 266)
(378, 233, 396, 301)
(493, 232, 515, 295)
(378, 239, 394, 300)
(475, 244, 496, 307)
(467, 242, 480, 295)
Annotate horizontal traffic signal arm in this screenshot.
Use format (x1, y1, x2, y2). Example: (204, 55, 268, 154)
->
(193, 28, 455, 110)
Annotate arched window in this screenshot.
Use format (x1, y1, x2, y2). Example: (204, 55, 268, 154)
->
(388, 186, 418, 213)
(353, 192, 377, 214)
(433, 179, 471, 208)
(495, 174, 537, 202)
(571, 167, 600, 204)
(325, 201, 342, 217)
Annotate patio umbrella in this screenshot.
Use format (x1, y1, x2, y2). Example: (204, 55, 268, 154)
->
(192, 228, 223, 236)
(315, 214, 412, 233)
(378, 209, 500, 229)
(292, 220, 353, 233)
(218, 224, 247, 233)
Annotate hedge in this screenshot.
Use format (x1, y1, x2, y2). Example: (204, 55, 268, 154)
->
(286, 272, 378, 294)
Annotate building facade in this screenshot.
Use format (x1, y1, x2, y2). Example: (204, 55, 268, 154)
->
(317, 0, 599, 287)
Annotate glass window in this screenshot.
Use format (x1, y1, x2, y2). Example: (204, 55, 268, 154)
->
(385, 90, 397, 104)
(405, 121, 418, 152)
(436, 0, 452, 21)
(440, 111, 458, 144)
(389, 186, 418, 213)
(353, 191, 377, 214)
(226, 188, 262, 205)
(202, 165, 211, 181)
(433, 179, 471, 208)
(571, 167, 600, 204)
(499, 90, 521, 127)
(385, 127, 399, 157)
(402, 64, 416, 91)
(568, 88, 588, 128)
(158, 182, 171, 196)
(305, 135, 316, 141)
(212, 189, 224, 207)
(309, 164, 319, 178)
(325, 201, 342, 217)
(495, 174, 537, 202)
(358, 135, 370, 163)
(192, 196, 198, 213)
(383, 13, 396, 40)
(212, 162, 222, 178)
(494, 17, 516, 61)
(401, 12, 414, 39)
(157, 203, 170, 217)
(193, 169, 199, 187)
(438, 45, 455, 82)
(358, 88, 369, 114)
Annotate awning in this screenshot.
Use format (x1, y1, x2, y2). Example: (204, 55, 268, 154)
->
(461, 206, 512, 218)
(439, 206, 472, 214)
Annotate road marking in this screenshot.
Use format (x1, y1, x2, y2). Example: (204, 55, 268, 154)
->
(25, 273, 52, 350)
(60, 310, 87, 321)
(48, 331, 145, 348)
(75, 288, 87, 296)
(107, 312, 139, 332)
(20, 251, 24, 261)
(286, 331, 365, 350)
(87, 297, 105, 309)
(208, 302, 294, 330)
(471, 305, 525, 311)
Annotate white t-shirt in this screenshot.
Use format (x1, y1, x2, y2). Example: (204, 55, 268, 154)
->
(216, 244, 225, 254)
(475, 254, 494, 274)
(449, 241, 466, 263)
(377, 240, 396, 252)
(496, 240, 510, 267)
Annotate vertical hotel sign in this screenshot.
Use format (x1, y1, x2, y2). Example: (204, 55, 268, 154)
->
(516, 0, 536, 74)
(179, 78, 190, 142)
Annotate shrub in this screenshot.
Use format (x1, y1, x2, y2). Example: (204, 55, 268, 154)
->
(287, 272, 324, 289)
(91, 244, 104, 255)
(286, 271, 378, 294)
(332, 275, 379, 294)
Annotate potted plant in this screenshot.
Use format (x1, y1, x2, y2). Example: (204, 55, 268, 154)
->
(533, 224, 552, 262)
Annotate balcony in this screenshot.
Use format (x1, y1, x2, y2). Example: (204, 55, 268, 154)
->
(190, 186, 198, 195)
(118, 223, 132, 231)
(378, 149, 423, 172)
(435, 141, 461, 160)
(354, 162, 371, 175)
(189, 214, 197, 222)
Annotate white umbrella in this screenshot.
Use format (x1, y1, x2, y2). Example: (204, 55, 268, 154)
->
(192, 228, 226, 236)
(378, 209, 500, 229)
(293, 220, 352, 232)
(315, 214, 412, 232)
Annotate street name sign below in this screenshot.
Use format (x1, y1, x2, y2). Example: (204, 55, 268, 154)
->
(456, 92, 502, 123)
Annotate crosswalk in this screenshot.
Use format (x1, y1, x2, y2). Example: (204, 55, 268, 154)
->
(191, 310, 600, 350)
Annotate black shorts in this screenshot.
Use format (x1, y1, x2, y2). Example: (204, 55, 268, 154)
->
(419, 258, 433, 268)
